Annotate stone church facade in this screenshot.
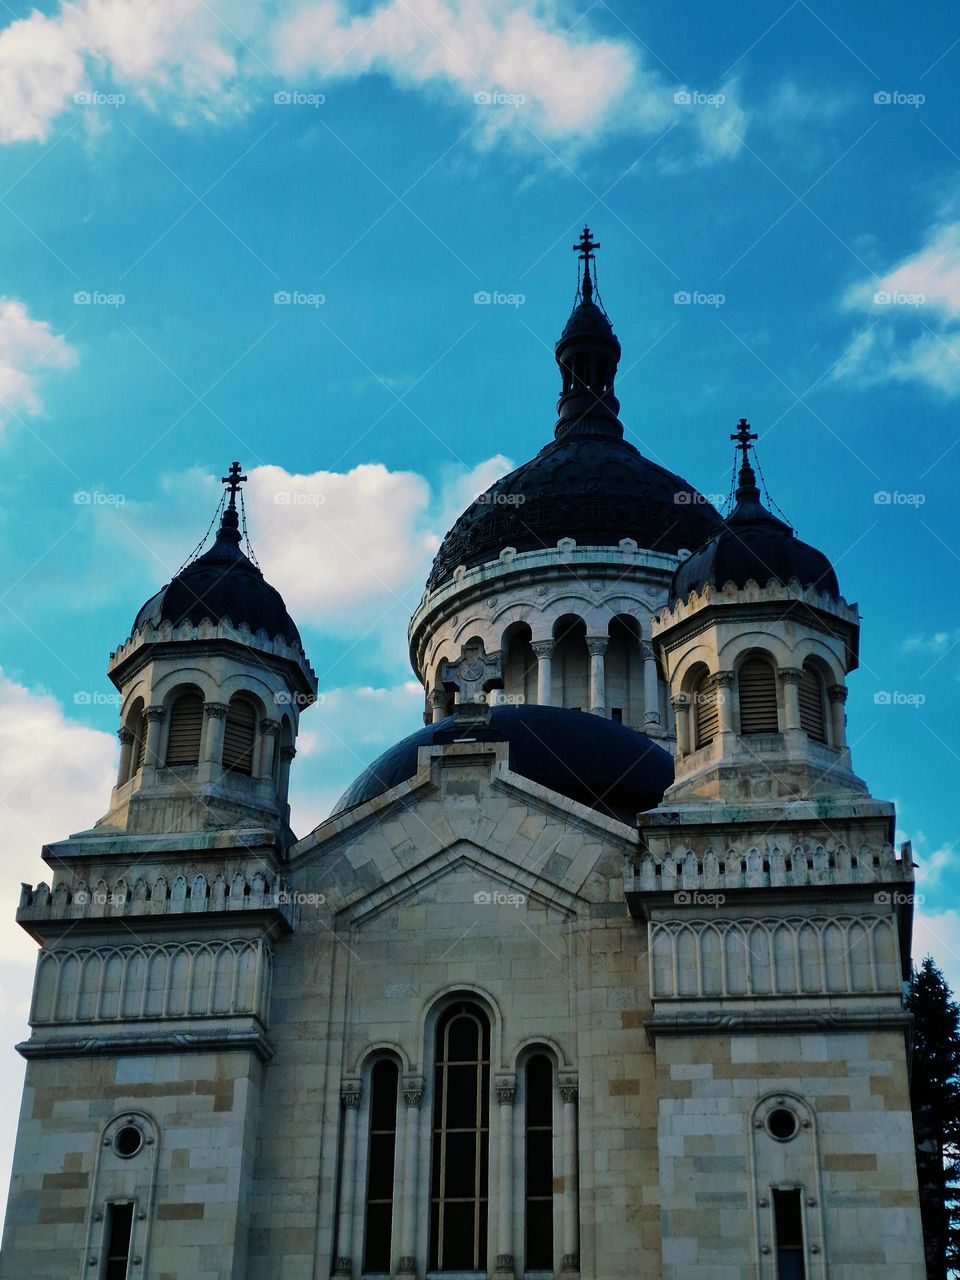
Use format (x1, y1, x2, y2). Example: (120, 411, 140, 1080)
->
(1, 232, 924, 1278)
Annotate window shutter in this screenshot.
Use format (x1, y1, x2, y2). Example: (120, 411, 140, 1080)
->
(133, 715, 147, 773)
(694, 673, 718, 747)
(799, 665, 826, 742)
(223, 699, 256, 774)
(738, 659, 779, 734)
(165, 692, 204, 766)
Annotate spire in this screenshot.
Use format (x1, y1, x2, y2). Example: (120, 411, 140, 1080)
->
(554, 226, 623, 440)
(726, 420, 791, 531)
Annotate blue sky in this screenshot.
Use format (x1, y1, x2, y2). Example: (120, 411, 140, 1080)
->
(0, 0, 959, 1211)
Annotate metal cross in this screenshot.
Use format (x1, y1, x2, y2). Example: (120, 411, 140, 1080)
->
(730, 418, 757, 465)
(221, 461, 248, 509)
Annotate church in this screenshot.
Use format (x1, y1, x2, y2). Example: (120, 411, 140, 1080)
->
(0, 230, 925, 1279)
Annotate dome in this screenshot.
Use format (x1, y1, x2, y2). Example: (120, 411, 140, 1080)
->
(333, 704, 674, 822)
(427, 437, 724, 590)
(670, 426, 839, 603)
(133, 503, 301, 647)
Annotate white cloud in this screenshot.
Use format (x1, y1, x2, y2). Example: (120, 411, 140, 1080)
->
(913, 908, 960, 995)
(0, 298, 78, 428)
(838, 223, 960, 396)
(0, 0, 748, 161)
(902, 629, 960, 656)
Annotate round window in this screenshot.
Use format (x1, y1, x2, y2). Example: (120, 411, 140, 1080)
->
(766, 1107, 799, 1142)
(113, 1124, 144, 1158)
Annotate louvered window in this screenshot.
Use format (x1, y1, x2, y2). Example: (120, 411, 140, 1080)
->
(738, 659, 779, 734)
(165, 691, 204, 766)
(223, 699, 256, 775)
(133, 713, 147, 774)
(693, 672, 718, 748)
(799, 665, 827, 742)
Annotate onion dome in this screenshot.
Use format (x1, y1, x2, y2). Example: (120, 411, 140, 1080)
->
(332, 704, 674, 822)
(426, 228, 722, 590)
(132, 462, 301, 646)
(670, 420, 840, 603)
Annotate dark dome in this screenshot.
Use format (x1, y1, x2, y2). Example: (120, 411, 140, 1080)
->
(333, 704, 674, 821)
(133, 511, 301, 647)
(427, 435, 723, 591)
(670, 467, 839, 604)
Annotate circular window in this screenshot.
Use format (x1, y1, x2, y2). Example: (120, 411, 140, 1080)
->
(113, 1124, 144, 1158)
(766, 1107, 799, 1142)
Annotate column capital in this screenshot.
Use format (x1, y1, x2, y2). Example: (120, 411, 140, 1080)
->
(143, 704, 165, 722)
(828, 683, 848, 703)
(204, 701, 230, 719)
(560, 1084, 579, 1104)
(280, 745, 297, 762)
(429, 687, 448, 708)
(496, 1078, 516, 1105)
(340, 1085, 362, 1109)
(586, 636, 609, 657)
(671, 692, 690, 710)
(640, 638, 656, 661)
(562, 1253, 581, 1271)
(402, 1082, 424, 1108)
(495, 1254, 515, 1273)
(778, 667, 803, 686)
(531, 639, 555, 659)
(397, 1259, 417, 1275)
(117, 726, 134, 745)
(714, 669, 735, 688)
(260, 717, 281, 736)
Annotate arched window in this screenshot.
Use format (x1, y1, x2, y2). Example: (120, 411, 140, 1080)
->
(429, 1003, 490, 1272)
(798, 664, 827, 743)
(165, 690, 204, 766)
(738, 658, 779, 734)
(525, 1054, 554, 1271)
(132, 708, 147, 775)
(693, 671, 718, 748)
(363, 1059, 399, 1273)
(222, 697, 256, 774)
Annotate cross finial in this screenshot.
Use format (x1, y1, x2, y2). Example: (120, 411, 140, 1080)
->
(730, 417, 757, 465)
(572, 225, 600, 299)
(221, 460, 247, 511)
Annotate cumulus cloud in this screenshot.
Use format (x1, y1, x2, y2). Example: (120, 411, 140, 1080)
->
(0, 0, 747, 160)
(837, 222, 960, 396)
(0, 298, 78, 429)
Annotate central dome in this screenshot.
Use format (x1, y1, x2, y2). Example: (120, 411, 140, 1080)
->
(427, 228, 722, 591)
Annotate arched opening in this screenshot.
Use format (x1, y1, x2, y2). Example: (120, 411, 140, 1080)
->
(363, 1058, 400, 1273)
(165, 688, 204, 767)
(799, 662, 827, 743)
(738, 656, 779, 735)
(429, 1002, 491, 1272)
(692, 668, 718, 748)
(552, 615, 588, 710)
(524, 1053, 554, 1271)
(606, 615, 643, 725)
(222, 697, 257, 775)
(123, 698, 146, 781)
(502, 622, 536, 706)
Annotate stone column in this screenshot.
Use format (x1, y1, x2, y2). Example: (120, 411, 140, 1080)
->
(828, 683, 848, 748)
(586, 638, 608, 716)
(116, 725, 134, 785)
(531, 640, 554, 706)
(278, 744, 297, 806)
(560, 1084, 580, 1272)
(671, 693, 690, 756)
(778, 668, 803, 735)
(202, 701, 229, 764)
(334, 1085, 363, 1275)
(430, 687, 449, 723)
(397, 1080, 424, 1275)
(641, 641, 660, 728)
(259, 718, 280, 781)
(143, 705, 165, 768)
(495, 1078, 517, 1275)
(715, 670, 736, 738)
